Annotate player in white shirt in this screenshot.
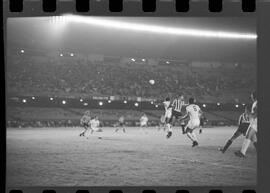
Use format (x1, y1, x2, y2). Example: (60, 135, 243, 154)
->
(162, 97, 174, 138)
(235, 91, 257, 157)
(86, 116, 102, 139)
(140, 113, 149, 134)
(179, 97, 202, 147)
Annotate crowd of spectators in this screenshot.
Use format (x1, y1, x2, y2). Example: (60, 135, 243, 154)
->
(7, 54, 256, 102)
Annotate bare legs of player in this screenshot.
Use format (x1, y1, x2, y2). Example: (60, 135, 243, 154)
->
(115, 127, 126, 133)
(79, 125, 88, 137)
(235, 128, 257, 157)
(219, 130, 242, 153)
(166, 123, 172, 138)
(186, 128, 198, 147)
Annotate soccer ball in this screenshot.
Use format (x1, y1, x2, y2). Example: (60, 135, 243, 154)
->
(149, 79, 155, 85)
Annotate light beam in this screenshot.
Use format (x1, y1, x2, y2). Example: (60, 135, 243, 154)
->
(64, 15, 257, 40)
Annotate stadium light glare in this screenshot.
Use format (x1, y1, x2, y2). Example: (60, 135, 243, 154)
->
(64, 15, 257, 40)
(50, 97, 54, 101)
(99, 101, 103, 106)
(22, 99, 27, 103)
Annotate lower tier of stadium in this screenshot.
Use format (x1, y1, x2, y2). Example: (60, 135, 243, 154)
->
(6, 107, 242, 128)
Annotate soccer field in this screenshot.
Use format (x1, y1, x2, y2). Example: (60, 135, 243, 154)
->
(6, 126, 256, 187)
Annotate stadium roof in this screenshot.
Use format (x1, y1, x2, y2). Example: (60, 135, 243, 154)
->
(7, 16, 256, 63)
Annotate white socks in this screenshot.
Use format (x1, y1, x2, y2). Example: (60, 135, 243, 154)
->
(241, 138, 251, 155)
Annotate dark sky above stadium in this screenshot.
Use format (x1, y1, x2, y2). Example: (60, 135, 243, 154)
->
(7, 16, 256, 63)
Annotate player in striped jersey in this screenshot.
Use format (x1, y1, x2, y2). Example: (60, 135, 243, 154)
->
(235, 91, 257, 157)
(219, 105, 250, 153)
(79, 110, 91, 137)
(171, 94, 188, 134)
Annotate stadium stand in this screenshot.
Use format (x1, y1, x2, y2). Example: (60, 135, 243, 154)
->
(6, 49, 255, 128)
(6, 52, 255, 103)
(6, 107, 240, 128)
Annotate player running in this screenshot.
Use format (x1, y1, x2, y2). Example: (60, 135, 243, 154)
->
(218, 105, 250, 153)
(235, 91, 257, 157)
(171, 94, 188, 134)
(179, 97, 202, 147)
(162, 97, 173, 138)
(86, 115, 102, 139)
(140, 113, 149, 134)
(114, 115, 126, 133)
(79, 110, 91, 137)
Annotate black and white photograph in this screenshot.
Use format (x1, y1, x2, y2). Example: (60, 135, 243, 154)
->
(6, 15, 257, 186)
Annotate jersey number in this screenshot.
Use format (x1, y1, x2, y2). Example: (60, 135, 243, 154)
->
(193, 106, 197, 111)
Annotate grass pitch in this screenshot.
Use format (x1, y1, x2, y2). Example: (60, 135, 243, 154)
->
(6, 126, 256, 186)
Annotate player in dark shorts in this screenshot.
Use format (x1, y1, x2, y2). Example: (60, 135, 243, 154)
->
(114, 115, 126, 133)
(79, 110, 91, 137)
(218, 105, 250, 153)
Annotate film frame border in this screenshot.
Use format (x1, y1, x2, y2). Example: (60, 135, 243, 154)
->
(3, 0, 270, 193)
(7, 0, 256, 13)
